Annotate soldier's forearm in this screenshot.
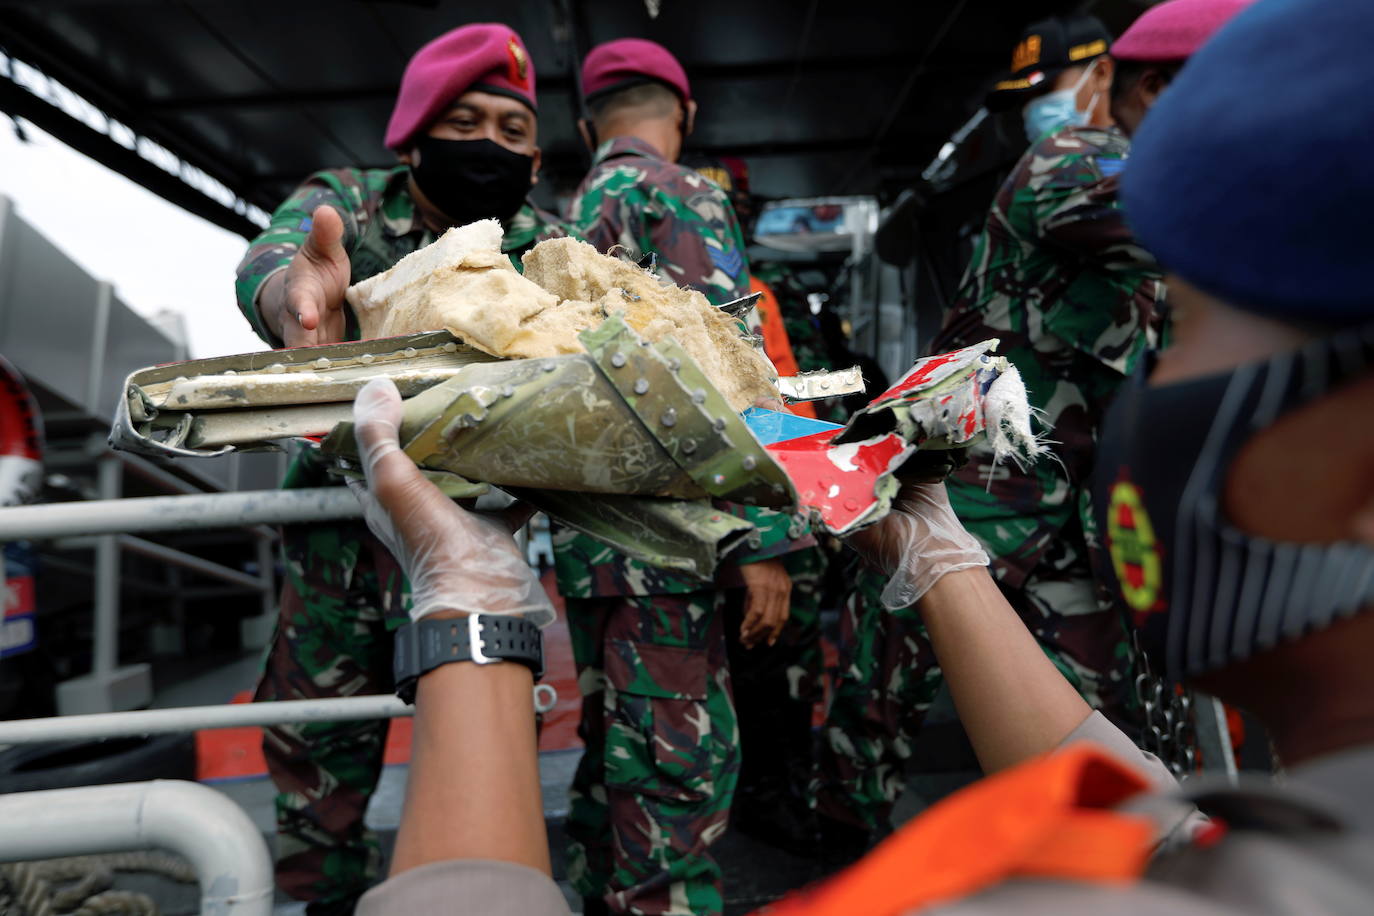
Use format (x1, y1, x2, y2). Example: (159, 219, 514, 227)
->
(390, 641, 550, 878)
(918, 566, 1093, 774)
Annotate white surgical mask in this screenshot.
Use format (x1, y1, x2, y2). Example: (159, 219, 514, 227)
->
(1022, 59, 1102, 142)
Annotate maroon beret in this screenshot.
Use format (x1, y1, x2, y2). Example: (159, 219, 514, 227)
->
(581, 38, 691, 104)
(385, 23, 536, 151)
(1112, 0, 1256, 62)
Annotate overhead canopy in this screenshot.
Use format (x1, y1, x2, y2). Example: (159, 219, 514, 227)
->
(0, 0, 1148, 239)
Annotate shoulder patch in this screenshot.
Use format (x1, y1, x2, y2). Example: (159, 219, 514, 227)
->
(708, 245, 744, 279)
(1097, 158, 1126, 178)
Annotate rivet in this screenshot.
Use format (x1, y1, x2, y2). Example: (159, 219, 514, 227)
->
(661, 408, 677, 427)
(742, 455, 757, 470)
(221, 369, 237, 376)
(634, 378, 649, 395)
(501, 385, 515, 397)
(668, 357, 681, 371)
(712, 417, 726, 432)
(820, 380, 831, 390)
(844, 497, 859, 510)
(691, 389, 706, 404)
(265, 364, 285, 374)
(403, 347, 417, 358)
(359, 354, 375, 364)
(682, 439, 697, 454)
(313, 357, 331, 369)
(542, 361, 556, 372)
(610, 352, 627, 368)
(442, 342, 458, 353)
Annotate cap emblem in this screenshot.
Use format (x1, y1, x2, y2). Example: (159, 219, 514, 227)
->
(1011, 35, 1041, 71)
(507, 36, 529, 87)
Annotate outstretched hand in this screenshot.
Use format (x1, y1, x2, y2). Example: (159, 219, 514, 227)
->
(349, 378, 555, 625)
(275, 205, 352, 347)
(845, 480, 989, 609)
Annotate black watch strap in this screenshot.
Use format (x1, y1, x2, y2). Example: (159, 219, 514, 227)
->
(393, 614, 544, 704)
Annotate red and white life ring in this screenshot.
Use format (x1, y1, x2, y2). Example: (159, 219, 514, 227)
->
(0, 356, 43, 507)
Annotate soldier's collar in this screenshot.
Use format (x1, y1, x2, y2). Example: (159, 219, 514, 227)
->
(387, 165, 425, 239)
(593, 135, 664, 165)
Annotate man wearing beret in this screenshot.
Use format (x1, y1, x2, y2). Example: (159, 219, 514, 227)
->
(552, 37, 809, 916)
(812, 0, 1252, 852)
(233, 23, 569, 913)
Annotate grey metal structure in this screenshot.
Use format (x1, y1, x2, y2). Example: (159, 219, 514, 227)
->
(0, 780, 274, 916)
(0, 194, 286, 714)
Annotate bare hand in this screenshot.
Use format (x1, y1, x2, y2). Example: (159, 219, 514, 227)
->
(738, 557, 791, 648)
(272, 205, 351, 347)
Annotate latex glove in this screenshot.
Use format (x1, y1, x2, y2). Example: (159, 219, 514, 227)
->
(739, 557, 791, 648)
(845, 481, 989, 609)
(348, 377, 556, 626)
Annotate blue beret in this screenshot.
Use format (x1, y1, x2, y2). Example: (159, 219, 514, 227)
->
(1122, 0, 1374, 322)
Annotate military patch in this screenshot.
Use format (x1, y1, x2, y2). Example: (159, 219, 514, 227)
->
(1011, 35, 1041, 72)
(708, 245, 743, 279)
(1097, 157, 1126, 178)
(1106, 476, 1163, 617)
(1069, 39, 1107, 62)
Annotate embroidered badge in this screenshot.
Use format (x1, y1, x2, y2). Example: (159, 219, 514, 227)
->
(507, 36, 529, 87)
(1107, 477, 1164, 617)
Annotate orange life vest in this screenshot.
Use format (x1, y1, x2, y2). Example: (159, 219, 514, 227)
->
(757, 746, 1157, 916)
(748, 275, 817, 419)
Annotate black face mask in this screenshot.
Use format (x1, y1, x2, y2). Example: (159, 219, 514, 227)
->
(409, 136, 533, 226)
(1092, 324, 1374, 680)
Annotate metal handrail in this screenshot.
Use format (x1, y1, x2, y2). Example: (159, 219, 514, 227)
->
(0, 688, 559, 745)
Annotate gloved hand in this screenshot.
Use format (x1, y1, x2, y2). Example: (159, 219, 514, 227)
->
(348, 377, 556, 626)
(845, 480, 989, 609)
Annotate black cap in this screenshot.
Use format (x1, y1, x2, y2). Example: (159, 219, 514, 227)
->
(985, 15, 1112, 111)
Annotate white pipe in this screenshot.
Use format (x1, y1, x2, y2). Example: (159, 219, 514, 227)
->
(0, 780, 273, 915)
(0, 688, 559, 744)
(0, 487, 363, 539)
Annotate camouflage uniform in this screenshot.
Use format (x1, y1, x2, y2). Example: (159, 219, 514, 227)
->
(816, 126, 1166, 832)
(236, 165, 568, 908)
(559, 136, 809, 915)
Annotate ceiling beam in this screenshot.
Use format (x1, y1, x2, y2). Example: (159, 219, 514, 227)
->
(0, 79, 262, 239)
(142, 52, 957, 114)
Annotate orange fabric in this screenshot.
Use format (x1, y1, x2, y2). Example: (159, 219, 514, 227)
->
(749, 275, 817, 419)
(757, 747, 1156, 916)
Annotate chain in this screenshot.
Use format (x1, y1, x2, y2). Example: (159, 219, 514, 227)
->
(1131, 629, 1197, 777)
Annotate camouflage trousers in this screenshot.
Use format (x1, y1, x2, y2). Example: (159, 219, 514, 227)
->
(814, 536, 1133, 832)
(253, 521, 408, 907)
(564, 589, 740, 916)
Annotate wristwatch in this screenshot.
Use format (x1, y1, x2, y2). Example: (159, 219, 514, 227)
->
(393, 614, 544, 704)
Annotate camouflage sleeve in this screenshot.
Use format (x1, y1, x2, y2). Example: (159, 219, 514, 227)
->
(233, 169, 368, 346)
(1029, 139, 1154, 269)
(1021, 138, 1166, 375)
(659, 181, 752, 307)
(572, 168, 750, 307)
(571, 167, 656, 269)
(723, 504, 813, 565)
